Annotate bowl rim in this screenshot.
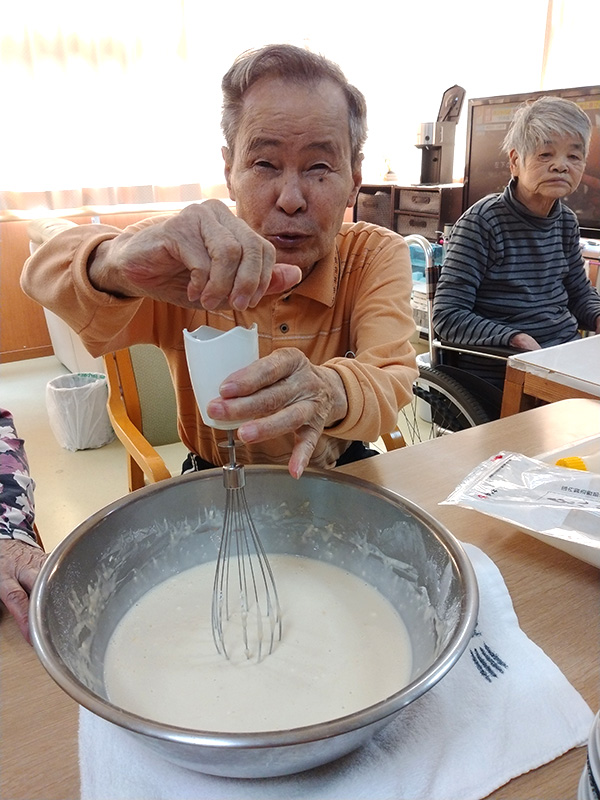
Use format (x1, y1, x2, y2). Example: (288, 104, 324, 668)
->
(29, 465, 479, 748)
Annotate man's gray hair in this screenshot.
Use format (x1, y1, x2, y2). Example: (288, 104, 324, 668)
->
(502, 95, 591, 159)
(221, 44, 367, 167)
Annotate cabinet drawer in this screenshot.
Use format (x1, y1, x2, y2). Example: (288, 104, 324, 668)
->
(397, 189, 441, 214)
(395, 213, 440, 240)
(356, 190, 392, 228)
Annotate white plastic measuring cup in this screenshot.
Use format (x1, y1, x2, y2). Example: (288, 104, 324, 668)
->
(183, 324, 259, 430)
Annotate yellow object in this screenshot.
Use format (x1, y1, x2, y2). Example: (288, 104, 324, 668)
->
(555, 456, 588, 471)
(555, 452, 600, 473)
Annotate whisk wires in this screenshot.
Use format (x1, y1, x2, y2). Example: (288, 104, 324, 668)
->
(211, 431, 282, 662)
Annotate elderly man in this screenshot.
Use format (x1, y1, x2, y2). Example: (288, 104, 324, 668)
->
(22, 44, 417, 479)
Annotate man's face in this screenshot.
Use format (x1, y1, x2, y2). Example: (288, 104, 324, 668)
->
(223, 77, 362, 277)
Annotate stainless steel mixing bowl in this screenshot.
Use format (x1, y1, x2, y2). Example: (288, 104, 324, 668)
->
(30, 466, 478, 778)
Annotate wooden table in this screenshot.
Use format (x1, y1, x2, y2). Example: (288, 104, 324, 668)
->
(501, 335, 600, 416)
(2, 398, 599, 800)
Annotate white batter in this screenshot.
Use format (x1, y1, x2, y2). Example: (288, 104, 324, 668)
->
(104, 555, 413, 732)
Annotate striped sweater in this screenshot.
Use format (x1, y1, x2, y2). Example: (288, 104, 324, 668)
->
(432, 178, 600, 387)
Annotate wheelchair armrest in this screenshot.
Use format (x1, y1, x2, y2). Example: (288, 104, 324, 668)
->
(435, 339, 524, 361)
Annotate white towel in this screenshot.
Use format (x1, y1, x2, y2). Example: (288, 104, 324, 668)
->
(79, 544, 593, 800)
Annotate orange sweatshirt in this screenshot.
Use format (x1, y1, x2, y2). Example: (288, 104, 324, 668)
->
(22, 217, 417, 469)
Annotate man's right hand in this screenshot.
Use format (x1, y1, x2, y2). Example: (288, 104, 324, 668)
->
(88, 200, 301, 311)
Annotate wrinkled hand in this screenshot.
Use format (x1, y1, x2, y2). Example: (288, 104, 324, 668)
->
(206, 348, 348, 479)
(509, 332, 542, 351)
(0, 539, 47, 644)
(89, 200, 301, 311)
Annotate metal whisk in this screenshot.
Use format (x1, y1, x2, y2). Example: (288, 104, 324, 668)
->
(212, 430, 282, 661)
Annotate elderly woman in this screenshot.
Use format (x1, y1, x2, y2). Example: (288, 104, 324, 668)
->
(433, 95, 600, 395)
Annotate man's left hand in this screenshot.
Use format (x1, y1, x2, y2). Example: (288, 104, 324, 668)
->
(206, 348, 348, 479)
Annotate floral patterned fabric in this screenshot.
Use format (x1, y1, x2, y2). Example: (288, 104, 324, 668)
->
(0, 408, 37, 546)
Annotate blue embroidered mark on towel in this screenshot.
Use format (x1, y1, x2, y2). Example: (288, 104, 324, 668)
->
(469, 627, 508, 682)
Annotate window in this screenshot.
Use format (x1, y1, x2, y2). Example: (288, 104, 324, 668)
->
(2, 0, 588, 213)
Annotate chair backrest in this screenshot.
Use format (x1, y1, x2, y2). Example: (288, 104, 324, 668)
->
(103, 344, 179, 491)
(128, 344, 179, 446)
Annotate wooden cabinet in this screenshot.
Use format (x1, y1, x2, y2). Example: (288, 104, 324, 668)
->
(354, 183, 463, 242)
(1, 216, 85, 362)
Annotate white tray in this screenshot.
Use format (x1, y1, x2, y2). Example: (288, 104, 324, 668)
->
(536, 434, 600, 467)
(525, 435, 600, 568)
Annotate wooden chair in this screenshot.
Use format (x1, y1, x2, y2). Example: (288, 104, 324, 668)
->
(33, 523, 45, 550)
(103, 344, 181, 492)
(380, 428, 406, 451)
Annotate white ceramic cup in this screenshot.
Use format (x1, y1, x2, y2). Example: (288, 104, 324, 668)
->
(183, 324, 259, 430)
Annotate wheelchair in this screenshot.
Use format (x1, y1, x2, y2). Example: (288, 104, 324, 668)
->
(400, 235, 518, 443)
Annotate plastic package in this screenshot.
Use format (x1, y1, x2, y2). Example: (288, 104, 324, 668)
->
(46, 373, 115, 451)
(442, 451, 600, 552)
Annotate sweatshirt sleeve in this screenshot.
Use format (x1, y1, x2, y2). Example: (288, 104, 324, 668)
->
(433, 214, 522, 347)
(0, 409, 39, 547)
(21, 223, 152, 355)
(322, 228, 418, 442)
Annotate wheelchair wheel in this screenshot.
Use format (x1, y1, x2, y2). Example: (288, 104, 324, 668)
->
(399, 364, 492, 443)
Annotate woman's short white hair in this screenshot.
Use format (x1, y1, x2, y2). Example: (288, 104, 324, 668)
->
(502, 95, 591, 159)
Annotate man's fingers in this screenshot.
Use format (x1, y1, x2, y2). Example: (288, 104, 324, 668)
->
(133, 200, 294, 311)
(237, 399, 319, 445)
(288, 427, 321, 479)
(258, 264, 303, 303)
(198, 208, 275, 311)
(116, 201, 284, 311)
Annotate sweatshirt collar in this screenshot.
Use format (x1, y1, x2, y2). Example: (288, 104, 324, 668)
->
(504, 177, 562, 230)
